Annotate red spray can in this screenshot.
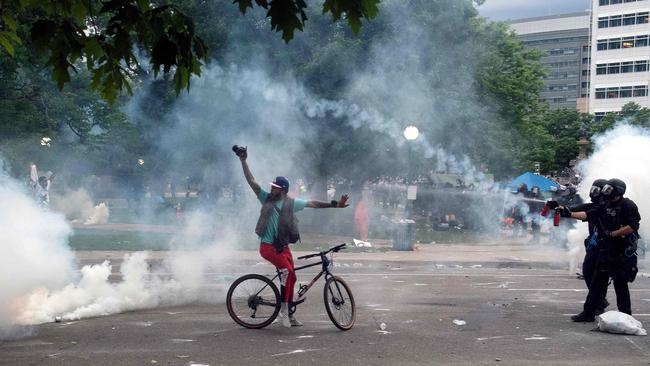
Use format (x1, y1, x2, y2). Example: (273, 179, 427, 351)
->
(541, 204, 549, 217)
(553, 209, 561, 226)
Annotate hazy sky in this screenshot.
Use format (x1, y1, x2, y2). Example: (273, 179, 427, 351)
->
(477, 0, 592, 21)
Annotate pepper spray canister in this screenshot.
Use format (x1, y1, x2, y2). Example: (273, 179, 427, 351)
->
(541, 204, 549, 217)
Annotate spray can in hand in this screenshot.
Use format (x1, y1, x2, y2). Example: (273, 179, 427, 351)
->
(541, 204, 550, 217)
(553, 208, 561, 227)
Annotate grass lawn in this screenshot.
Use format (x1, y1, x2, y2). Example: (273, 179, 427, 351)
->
(68, 228, 391, 253)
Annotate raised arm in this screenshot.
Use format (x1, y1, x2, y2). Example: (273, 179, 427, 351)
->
(238, 149, 260, 196)
(306, 194, 350, 208)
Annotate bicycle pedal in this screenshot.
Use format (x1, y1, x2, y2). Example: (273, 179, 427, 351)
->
(292, 298, 306, 306)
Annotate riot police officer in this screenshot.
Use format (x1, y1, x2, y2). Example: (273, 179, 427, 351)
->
(561, 178, 641, 322)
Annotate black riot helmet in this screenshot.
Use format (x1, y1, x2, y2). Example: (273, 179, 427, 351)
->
(602, 178, 626, 197)
(589, 178, 608, 202)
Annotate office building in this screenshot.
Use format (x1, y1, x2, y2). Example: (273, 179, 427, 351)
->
(510, 13, 591, 110)
(589, 0, 650, 119)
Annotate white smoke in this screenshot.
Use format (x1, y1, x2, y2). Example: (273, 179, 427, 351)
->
(50, 188, 110, 225)
(577, 124, 650, 239)
(84, 202, 110, 225)
(565, 124, 650, 271)
(15, 248, 225, 324)
(51, 188, 95, 221)
(0, 168, 76, 339)
(0, 167, 232, 339)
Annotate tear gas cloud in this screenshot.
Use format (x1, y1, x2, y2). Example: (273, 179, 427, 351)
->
(0, 0, 545, 337)
(0, 174, 234, 339)
(564, 124, 650, 272)
(576, 124, 650, 239)
(0, 166, 76, 339)
(125, 0, 499, 194)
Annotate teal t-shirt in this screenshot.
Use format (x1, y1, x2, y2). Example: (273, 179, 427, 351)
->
(258, 190, 308, 243)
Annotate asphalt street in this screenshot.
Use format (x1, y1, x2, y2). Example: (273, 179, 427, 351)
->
(2, 254, 650, 366)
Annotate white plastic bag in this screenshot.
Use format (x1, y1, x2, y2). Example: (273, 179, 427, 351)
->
(597, 311, 647, 336)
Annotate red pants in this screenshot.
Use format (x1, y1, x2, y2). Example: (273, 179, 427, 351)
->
(259, 243, 296, 303)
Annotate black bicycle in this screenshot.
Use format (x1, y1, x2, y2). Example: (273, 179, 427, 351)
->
(226, 243, 356, 330)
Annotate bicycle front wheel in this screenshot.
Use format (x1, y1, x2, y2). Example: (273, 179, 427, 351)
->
(226, 274, 280, 329)
(323, 276, 356, 330)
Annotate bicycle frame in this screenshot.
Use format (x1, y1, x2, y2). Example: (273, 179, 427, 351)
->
(267, 244, 347, 312)
(227, 243, 353, 329)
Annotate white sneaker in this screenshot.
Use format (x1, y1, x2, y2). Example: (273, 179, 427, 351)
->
(278, 303, 291, 328)
(289, 316, 303, 327)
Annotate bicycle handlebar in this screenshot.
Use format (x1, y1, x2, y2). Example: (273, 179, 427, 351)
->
(297, 243, 347, 260)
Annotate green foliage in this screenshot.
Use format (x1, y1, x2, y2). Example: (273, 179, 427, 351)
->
(589, 102, 650, 136)
(233, 0, 379, 42)
(1, 0, 208, 102)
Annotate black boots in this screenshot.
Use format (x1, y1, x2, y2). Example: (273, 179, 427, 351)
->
(571, 312, 595, 322)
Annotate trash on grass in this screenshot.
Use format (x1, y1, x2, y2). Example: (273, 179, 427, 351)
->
(353, 239, 372, 247)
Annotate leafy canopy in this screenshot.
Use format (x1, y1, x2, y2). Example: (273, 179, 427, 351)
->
(0, 0, 379, 102)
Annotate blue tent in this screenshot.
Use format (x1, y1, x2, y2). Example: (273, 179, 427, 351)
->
(508, 172, 560, 192)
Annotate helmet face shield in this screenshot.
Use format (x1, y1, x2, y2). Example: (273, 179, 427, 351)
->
(589, 185, 601, 198)
(601, 184, 614, 197)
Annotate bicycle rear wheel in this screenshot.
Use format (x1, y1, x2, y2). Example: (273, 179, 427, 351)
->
(227, 274, 280, 329)
(323, 276, 356, 330)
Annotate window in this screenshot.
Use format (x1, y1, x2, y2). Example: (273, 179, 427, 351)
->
(581, 70, 590, 76)
(620, 86, 633, 98)
(635, 60, 648, 72)
(596, 64, 607, 74)
(582, 57, 590, 65)
(609, 38, 621, 50)
(598, 40, 608, 50)
(607, 87, 619, 98)
(623, 36, 634, 48)
(582, 82, 590, 88)
(595, 88, 606, 99)
(621, 61, 634, 73)
(633, 85, 648, 97)
(608, 63, 621, 74)
(635, 35, 648, 47)
(611, 0, 622, 3)
(624, 14, 636, 25)
(599, 17, 609, 28)
(638, 12, 649, 24)
(599, 0, 609, 4)
(610, 15, 622, 27)
(595, 112, 606, 122)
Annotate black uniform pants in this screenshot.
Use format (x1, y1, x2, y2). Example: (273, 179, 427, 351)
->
(583, 262, 631, 316)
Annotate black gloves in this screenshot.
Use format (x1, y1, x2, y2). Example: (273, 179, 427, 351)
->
(557, 206, 572, 218)
(546, 200, 560, 210)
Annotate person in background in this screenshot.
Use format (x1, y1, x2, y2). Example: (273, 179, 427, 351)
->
(235, 146, 350, 328)
(29, 162, 39, 194)
(354, 195, 369, 241)
(36, 173, 54, 209)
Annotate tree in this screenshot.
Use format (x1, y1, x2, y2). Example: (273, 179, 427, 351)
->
(0, 0, 379, 102)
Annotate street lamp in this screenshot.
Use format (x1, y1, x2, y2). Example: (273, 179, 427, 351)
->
(403, 125, 419, 183)
(403, 125, 419, 141)
(400, 125, 419, 251)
